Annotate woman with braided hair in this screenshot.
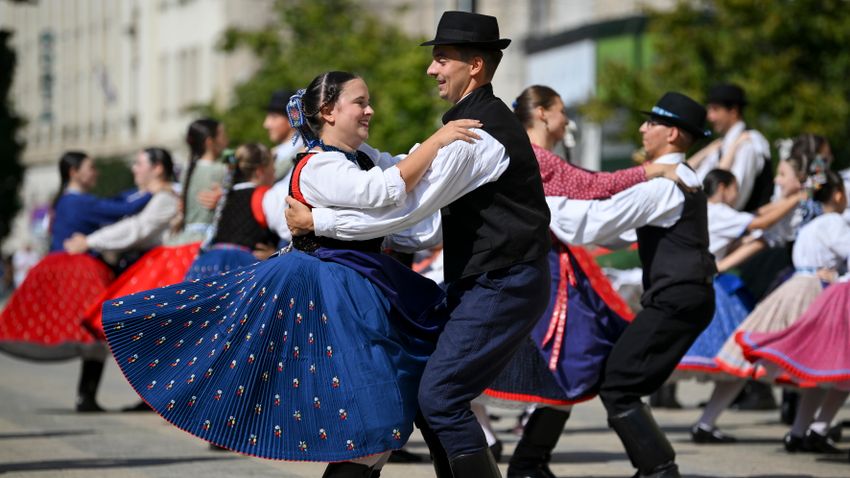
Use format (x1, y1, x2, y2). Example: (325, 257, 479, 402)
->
(99, 71, 482, 477)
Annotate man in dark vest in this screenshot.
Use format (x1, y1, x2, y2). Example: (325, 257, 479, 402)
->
(546, 92, 717, 477)
(285, 11, 551, 477)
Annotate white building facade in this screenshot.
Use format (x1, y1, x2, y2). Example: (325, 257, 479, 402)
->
(1, 0, 674, 253)
(0, 0, 272, 252)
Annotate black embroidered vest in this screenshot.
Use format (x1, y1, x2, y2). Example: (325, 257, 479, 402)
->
(636, 182, 717, 304)
(289, 151, 384, 254)
(440, 84, 551, 281)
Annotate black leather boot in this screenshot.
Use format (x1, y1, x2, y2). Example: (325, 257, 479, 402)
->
(507, 408, 570, 478)
(608, 404, 681, 478)
(450, 447, 502, 478)
(76, 359, 106, 412)
(731, 381, 777, 410)
(649, 383, 682, 409)
(321, 462, 373, 477)
(780, 390, 799, 425)
(416, 412, 453, 478)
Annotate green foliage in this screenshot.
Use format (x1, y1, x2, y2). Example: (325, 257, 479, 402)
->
(585, 0, 850, 166)
(0, 30, 26, 243)
(212, 0, 444, 154)
(91, 157, 136, 198)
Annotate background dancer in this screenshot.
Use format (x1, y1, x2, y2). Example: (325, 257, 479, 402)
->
(546, 92, 716, 477)
(483, 84, 677, 478)
(0, 151, 152, 412)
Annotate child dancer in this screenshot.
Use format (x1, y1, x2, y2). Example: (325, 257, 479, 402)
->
(737, 170, 849, 454)
(714, 170, 849, 452)
(679, 169, 803, 443)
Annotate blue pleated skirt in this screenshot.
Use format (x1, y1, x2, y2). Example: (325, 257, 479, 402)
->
(485, 243, 631, 405)
(102, 249, 445, 462)
(677, 273, 754, 374)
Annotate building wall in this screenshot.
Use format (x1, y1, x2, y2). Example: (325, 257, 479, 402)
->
(1, 0, 672, 253)
(0, 0, 273, 253)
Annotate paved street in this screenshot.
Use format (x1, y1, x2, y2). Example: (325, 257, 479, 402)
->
(1, 353, 848, 477)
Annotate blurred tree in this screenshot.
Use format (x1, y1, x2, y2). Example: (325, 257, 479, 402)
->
(90, 156, 135, 198)
(585, 0, 850, 168)
(209, 0, 444, 154)
(0, 30, 26, 243)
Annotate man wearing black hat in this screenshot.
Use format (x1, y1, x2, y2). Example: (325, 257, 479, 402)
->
(546, 92, 717, 477)
(264, 89, 300, 179)
(687, 83, 772, 212)
(261, 89, 302, 247)
(285, 11, 551, 477)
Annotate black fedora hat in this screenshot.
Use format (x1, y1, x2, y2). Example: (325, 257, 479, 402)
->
(420, 11, 511, 50)
(266, 89, 295, 115)
(706, 83, 747, 107)
(641, 92, 711, 138)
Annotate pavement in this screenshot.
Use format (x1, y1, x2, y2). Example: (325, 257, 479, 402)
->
(1, 353, 849, 477)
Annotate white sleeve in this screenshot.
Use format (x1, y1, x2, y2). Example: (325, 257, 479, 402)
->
(311, 130, 508, 240)
(262, 179, 291, 243)
(383, 212, 442, 253)
(828, 218, 850, 266)
(86, 194, 178, 252)
(730, 142, 763, 210)
(708, 204, 754, 254)
(358, 142, 405, 169)
(298, 152, 406, 209)
(546, 180, 685, 246)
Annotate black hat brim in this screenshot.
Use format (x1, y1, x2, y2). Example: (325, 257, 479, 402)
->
(420, 38, 511, 49)
(640, 111, 711, 138)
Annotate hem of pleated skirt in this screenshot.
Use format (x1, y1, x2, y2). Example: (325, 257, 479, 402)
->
(481, 388, 595, 407)
(737, 331, 850, 387)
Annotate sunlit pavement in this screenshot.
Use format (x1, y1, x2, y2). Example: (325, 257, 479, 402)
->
(1, 353, 848, 477)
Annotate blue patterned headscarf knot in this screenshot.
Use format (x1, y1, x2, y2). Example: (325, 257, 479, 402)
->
(286, 89, 307, 129)
(287, 89, 320, 148)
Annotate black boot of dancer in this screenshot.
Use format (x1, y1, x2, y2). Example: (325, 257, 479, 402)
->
(780, 389, 799, 425)
(416, 411, 453, 477)
(76, 359, 106, 412)
(450, 447, 501, 478)
(507, 407, 570, 478)
(321, 462, 373, 477)
(608, 404, 680, 478)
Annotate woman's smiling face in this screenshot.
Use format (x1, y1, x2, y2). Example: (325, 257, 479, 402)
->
(324, 78, 374, 147)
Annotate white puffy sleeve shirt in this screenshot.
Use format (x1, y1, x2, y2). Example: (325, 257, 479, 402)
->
(310, 129, 509, 243)
(707, 202, 755, 260)
(546, 153, 699, 248)
(86, 191, 179, 252)
(298, 144, 407, 209)
(262, 143, 408, 243)
(694, 121, 770, 211)
(792, 212, 850, 271)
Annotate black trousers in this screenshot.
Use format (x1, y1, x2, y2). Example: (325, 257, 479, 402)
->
(418, 255, 551, 458)
(599, 282, 715, 416)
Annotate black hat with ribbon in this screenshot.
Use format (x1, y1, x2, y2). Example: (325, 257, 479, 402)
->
(420, 11, 511, 50)
(641, 91, 711, 138)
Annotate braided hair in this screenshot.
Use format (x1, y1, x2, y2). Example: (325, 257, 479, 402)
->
(287, 71, 359, 149)
(179, 118, 220, 230)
